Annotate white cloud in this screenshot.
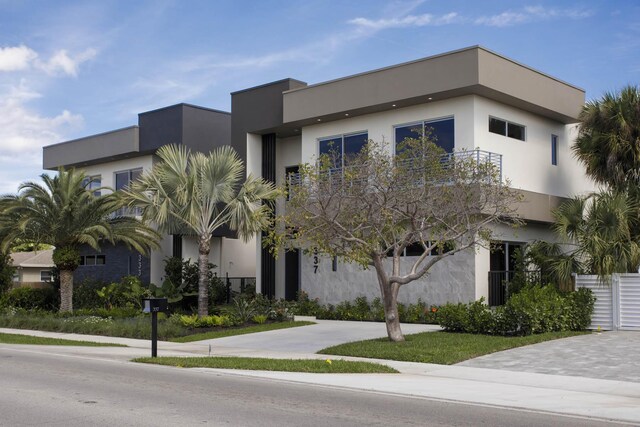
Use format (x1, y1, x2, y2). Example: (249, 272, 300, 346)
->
(36, 48, 97, 77)
(0, 80, 82, 192)
(0, 44, 96, 77)
(0, 45, 38, 72)
(348, 12, 460, 30)
(476, 5, 593, 27)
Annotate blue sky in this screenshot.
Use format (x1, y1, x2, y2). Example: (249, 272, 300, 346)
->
(0, 0, 638, 193)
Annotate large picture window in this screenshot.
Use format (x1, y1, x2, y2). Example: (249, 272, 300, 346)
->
(318, 132, 368, 168)
(394, 117, 454, 153)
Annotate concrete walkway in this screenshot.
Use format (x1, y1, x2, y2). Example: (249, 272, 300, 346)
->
(2, 324, 640, 424)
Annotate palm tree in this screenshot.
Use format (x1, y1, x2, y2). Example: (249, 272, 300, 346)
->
(0, 169, 160, 312)
(122, 144, 277, 317)
(552, 191, 640, 281)
(573, 85, 640, 192)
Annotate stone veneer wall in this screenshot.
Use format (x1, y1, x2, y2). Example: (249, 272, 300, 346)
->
(301, 248, 476, 306)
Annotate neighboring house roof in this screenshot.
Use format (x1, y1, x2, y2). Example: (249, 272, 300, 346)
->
(10, 250, 55, 268)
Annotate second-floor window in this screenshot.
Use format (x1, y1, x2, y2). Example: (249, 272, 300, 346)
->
(395, 117, 455, 154)
(489, 117, 525, 141)
(115, 168, 142, 216)
(318, 132, 368, 168)
(82, 175, 101, 197)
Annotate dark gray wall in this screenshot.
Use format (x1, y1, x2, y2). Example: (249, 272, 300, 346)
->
(231, 79, 307, 175)
(138, 104, 231, 154)
(74, 243, 151, 285)
(182, 105, 231, 154)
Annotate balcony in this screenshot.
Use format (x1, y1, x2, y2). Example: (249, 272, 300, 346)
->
(288, 149, 503, 197)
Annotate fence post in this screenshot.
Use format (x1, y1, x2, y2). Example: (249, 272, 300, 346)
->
(612, 273, 621, 330)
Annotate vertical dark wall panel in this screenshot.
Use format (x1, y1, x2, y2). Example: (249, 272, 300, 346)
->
(172, 235, 183, 259)
(261, 133, 277, 298)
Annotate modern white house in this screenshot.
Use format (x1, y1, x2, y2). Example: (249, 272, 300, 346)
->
(234, 46, 595, 306)
(43, 46, 595, 306)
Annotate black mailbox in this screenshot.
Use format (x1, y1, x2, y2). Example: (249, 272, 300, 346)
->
(143, 298, 168, 313)
(143, 298, 168, 358)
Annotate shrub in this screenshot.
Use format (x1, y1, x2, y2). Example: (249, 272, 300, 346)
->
(222, 296, 258, 324)
(438, 303, 469, 332)
(97, 276, 149, 310)
(1, 287, 58, 311)
(73, 279, 107, 309)
(566, 287, 596, 330)
(438, 285, 595, 335)
(293, 291, 323, 316)
(176, 313, 233, 328)
(252, 314, 268, 324)
(465, 298, 495, 334)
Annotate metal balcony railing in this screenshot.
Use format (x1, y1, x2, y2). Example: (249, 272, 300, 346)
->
(288, 149, 502, 197)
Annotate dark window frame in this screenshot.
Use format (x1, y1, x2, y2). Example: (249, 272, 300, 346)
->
(394, 116, 455, 154)
(551, 134, 558, 166)
(318, 131, 369, 169)
(489, 116, 526, 141)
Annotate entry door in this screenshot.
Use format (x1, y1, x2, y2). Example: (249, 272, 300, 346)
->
(285, 249, 300, 301)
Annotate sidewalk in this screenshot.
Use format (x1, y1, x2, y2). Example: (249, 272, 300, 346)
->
(2, 325, 639, 424)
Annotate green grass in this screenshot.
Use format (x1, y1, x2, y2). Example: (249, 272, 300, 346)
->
(133, 356, 398, 373)
(319, 330, 589, 365)
(0, 332, 125, 347)
(170, 321, 315, 343)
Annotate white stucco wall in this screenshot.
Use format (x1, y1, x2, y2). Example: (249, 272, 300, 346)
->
(299, 95, 476, 163)
(472, 96, 595, 197)
(79, 155, 154, 194)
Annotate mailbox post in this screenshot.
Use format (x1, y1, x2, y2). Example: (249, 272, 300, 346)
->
(143, 298, 168, 357)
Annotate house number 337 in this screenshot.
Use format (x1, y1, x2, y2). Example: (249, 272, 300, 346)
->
(313, 248, 319, 274)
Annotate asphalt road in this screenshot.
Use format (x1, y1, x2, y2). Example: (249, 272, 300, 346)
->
(0, 345, 627, 427)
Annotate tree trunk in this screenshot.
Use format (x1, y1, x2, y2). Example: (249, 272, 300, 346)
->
(382, 282, 404, 342)
(59, 269, 74, 313)
(198, 237, 211, 317)
(372, 254, 404, 342)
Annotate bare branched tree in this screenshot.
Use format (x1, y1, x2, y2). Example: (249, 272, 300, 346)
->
(269, 137, 521, 341)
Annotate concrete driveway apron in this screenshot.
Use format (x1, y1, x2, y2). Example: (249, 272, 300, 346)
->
(197, 319, 440, 353)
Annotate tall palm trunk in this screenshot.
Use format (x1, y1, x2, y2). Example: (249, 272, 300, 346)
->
(59, 269, 74, 313)
(198, 236, 211, 317)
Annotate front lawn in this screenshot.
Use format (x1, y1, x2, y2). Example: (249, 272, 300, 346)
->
(134, 356, 398, 373)
(0, 332, 125, 346)
(319, 330, 588, 365)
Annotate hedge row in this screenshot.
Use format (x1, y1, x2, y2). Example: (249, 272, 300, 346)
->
(438, 285, 595, 335)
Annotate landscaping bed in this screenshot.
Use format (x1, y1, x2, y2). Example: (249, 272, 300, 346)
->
(0, 309, 313, 341)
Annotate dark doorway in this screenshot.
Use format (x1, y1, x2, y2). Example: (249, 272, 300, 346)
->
(489, 241, 523, 306)
(285, 249, 300, 301)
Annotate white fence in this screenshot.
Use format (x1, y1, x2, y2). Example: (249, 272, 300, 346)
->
(575, 274, 640, 331)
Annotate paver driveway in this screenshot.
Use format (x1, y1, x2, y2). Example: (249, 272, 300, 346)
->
(459, 331, 640, 382)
